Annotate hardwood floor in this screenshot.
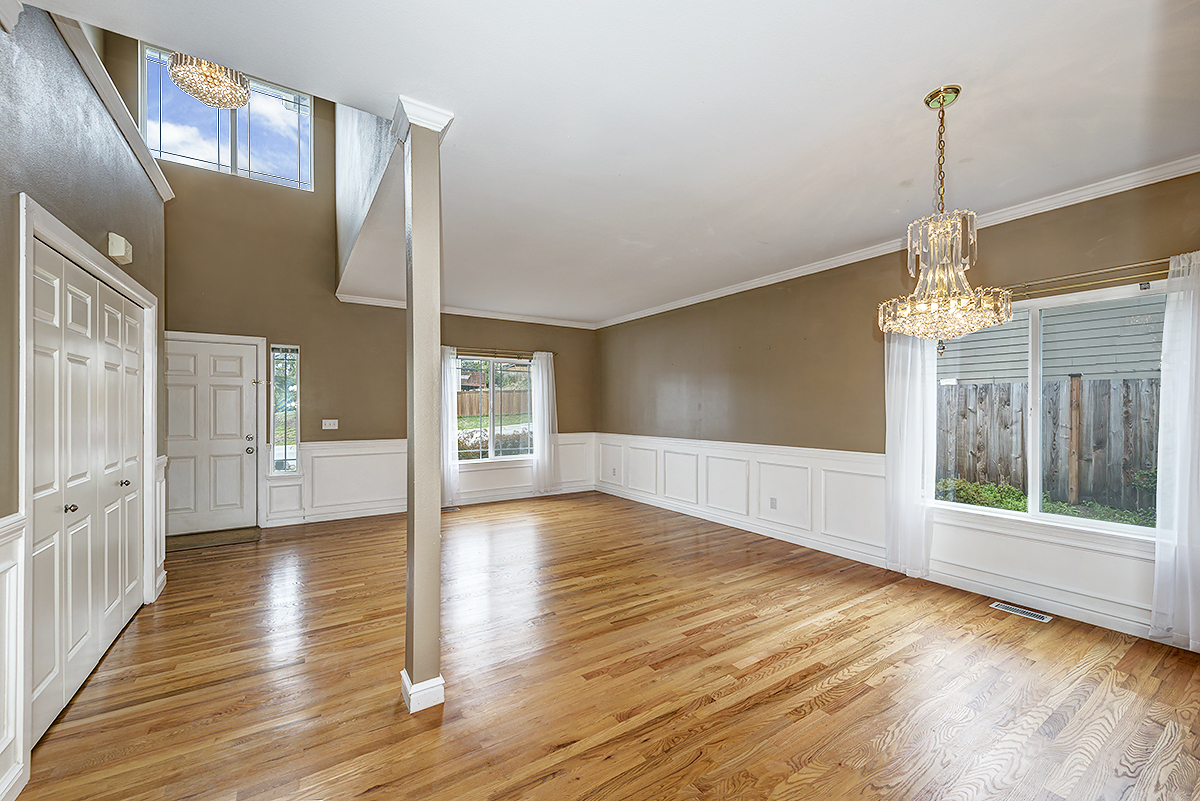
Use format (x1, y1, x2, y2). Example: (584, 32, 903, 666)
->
(22, 491, 1200, 800)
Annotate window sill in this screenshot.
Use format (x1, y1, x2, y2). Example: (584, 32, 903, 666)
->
(456, 455, 535, 469)
(266, 470, 304, 481)
(927, 499, 1155, 560)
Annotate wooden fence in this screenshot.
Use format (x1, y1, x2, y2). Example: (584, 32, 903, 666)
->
(936, 378, 1159, 510)
(457, 391, 531, 418)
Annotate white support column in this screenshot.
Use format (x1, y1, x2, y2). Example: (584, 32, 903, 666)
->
(400, 99, 452, 714)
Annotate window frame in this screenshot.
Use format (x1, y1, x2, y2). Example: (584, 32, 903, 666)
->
(139, 41, 314, 191)
(454, 355, 534, 464)
(269, 344, 301, 475)
(928, 279, 1167, 540)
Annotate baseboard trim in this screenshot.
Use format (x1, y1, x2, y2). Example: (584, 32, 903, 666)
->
(401, 670, 445, 713)
(596, 484, 886, 568)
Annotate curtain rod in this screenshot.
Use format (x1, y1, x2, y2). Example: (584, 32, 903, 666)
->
(1002, 257, 1169, 298)
(454, 347, 556, 360)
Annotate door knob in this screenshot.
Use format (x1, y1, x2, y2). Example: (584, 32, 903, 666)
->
(64, 504, 78, 513)
(246, 447, 255, 454)
(245, 434, 254, 441)
(119, 479, 131, 487)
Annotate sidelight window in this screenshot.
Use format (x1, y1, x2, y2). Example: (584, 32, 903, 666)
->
(271, 345, 300, 472)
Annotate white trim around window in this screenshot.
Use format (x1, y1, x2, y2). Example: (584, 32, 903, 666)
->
(931, 278, 1168, 542)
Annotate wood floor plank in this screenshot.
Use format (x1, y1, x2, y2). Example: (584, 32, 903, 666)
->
(19, 492, 1200, 800)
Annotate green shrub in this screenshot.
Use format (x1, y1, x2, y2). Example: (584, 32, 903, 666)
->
(935, 477, 1157, 527)
(935, 478, 1027, 512)
(1041, 497, 1156, 528)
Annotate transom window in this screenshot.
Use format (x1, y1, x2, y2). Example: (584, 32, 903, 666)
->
(142, 45, 313, 190)
(456, 358, 532, 461)
(935, 284, 1165, 529)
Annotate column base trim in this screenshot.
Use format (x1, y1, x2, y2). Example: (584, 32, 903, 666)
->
(401, 670, 445, 713)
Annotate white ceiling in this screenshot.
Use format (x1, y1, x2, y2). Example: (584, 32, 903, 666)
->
(38, 0, 1200, 327)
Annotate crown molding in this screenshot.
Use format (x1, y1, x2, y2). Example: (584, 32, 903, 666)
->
(0, 0, 21, 33)
(594, 153, 1200, 329)
(441, 305, 598, 330)
(976, 152, 1200, 229)
(397, 95, 454, 141)
(51, 13, 174, 202)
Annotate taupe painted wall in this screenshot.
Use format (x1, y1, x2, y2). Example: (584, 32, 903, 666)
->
(595, 171, 1200, 454)
(162, 99, 597, 439)
(160, 98, 412, 443)
(442, 315, 595, 433)
(0, 9, 166, 516)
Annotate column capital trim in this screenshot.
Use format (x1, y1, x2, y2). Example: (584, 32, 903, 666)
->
(397, 95, 454, 141)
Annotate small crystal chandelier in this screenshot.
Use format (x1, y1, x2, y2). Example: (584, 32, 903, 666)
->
(168, 52, 250, 109)
(878, 85, 1011, 341)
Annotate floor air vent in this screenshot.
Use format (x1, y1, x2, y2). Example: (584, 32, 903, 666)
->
(990, 601, 1053, 623)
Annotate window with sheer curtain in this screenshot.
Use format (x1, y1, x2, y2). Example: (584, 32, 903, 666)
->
(935, 287, 1165, 530)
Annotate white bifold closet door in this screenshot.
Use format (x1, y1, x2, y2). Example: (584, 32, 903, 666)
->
(30, 239, 144, 742)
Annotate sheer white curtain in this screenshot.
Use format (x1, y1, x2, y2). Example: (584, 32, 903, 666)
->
(440, 346, 460, 507)
(530, 351, 561, 494)
(1150, 251, 1200, 652)
(884, 332, 937, 577)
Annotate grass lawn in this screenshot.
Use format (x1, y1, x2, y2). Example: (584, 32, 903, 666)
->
(458, 414, 531, 430)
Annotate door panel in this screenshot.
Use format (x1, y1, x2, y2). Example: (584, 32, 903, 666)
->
(120, 299, 144, 616)
(30, 240, 66, 741)
(31, 240, 146, 743)
(166, 339, 258, 535)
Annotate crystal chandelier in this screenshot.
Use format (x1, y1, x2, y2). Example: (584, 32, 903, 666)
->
(168, 53, 250, 109)
(878, 85, 1011, 341)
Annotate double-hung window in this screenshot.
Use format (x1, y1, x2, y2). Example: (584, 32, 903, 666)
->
(935, 283, 1165, 529)
(142, 44, 313, 190)
(455, 357, 533, 461)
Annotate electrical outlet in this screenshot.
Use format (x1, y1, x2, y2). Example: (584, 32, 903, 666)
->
(611, 467, 617, 477)
(770, 497, 777, 510)
(322, 419, 339, 430)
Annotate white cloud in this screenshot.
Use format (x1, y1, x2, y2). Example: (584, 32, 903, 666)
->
(251, 92, 300, 138)
(159, 120, 219, 162)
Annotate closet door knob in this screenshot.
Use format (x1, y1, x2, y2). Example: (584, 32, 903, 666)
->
(64, 504, 78, 513)
(119, 480, 131, 487)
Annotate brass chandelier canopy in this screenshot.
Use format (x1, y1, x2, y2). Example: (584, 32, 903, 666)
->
(168, 52, 250, 109)
(878, 86, 1011, 341)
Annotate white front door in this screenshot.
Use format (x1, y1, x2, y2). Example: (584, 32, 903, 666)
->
(165, 339, 259, 535)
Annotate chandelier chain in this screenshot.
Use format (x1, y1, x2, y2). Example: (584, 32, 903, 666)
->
(937, 107, 946, 214)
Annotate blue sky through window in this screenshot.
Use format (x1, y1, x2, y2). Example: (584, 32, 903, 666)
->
(143, 46, 312, 191)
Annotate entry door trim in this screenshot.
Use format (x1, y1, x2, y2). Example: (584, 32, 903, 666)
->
(165, 331, 269, 529)
(17, 193, 161, 797)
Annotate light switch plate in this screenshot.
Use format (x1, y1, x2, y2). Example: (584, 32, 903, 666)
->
(322, 419, 338, 430)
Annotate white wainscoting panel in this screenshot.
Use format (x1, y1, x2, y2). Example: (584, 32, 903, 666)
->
(457, 433, 595, 505)
(599, 442, 622, 487)
(821, 469, 886, 551)
(663, 451, 699, 505)
(0, 514, 27, 801)
(594, 434, 886, 566)
(627, 447, 657, 495)
(706, 456, 749, 515)
(758, 462, 810, 530)
(302, 440, 407, 524)
(928, 503, 1157, 638)
(263, 434, 596, 525)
